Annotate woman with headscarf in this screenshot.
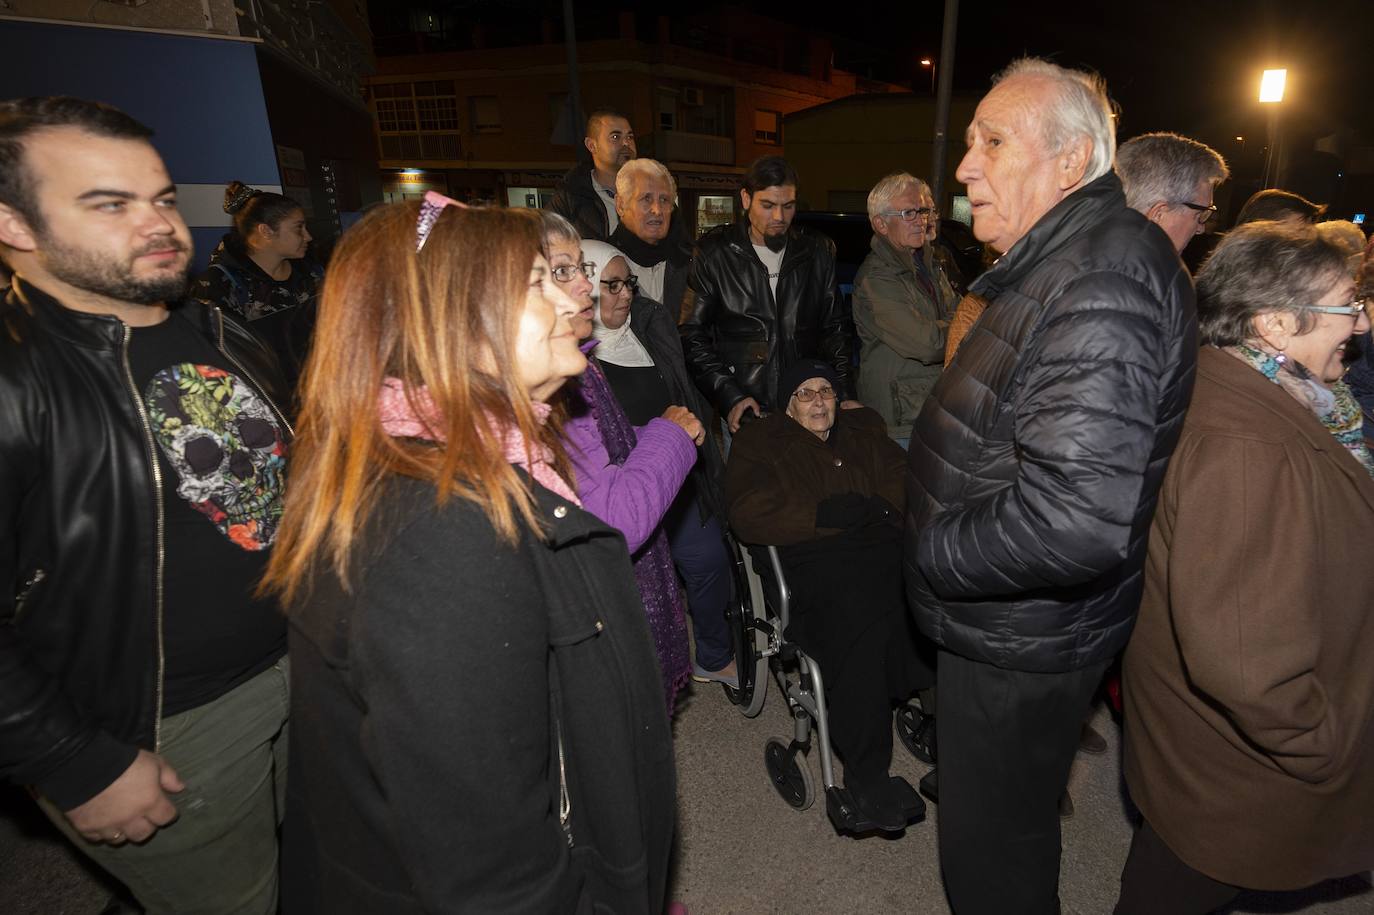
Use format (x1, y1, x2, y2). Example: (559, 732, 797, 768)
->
(1115, 220, 1374, 914)
(581, 239, 737, 690)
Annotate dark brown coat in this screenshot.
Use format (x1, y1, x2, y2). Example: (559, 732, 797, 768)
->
(1123, 345, 1374, 890)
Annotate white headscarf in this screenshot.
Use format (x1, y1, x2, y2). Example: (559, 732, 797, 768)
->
(582, 240, 655, 368)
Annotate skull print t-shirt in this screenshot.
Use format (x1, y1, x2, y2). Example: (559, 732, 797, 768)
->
(128, 311, 288, 716)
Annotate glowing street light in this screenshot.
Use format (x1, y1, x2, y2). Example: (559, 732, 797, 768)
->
(1258, 69, 1287, 188)
(1258, 69, 1287, 104)
(919, 57, 935, 94)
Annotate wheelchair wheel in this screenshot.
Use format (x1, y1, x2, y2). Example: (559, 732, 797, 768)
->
(895, 700, 937, 765)
(763, 737, 815, 810)
(722, 539, 769, 717)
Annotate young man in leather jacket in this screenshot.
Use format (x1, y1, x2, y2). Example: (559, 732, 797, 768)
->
(680, 155, 859, 433)
(0, 97, 290, 915)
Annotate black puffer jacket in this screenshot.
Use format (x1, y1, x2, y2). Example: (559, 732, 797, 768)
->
(903, 172, 1197, 673)
(0, 278, 289, 808)
(679, 221, 851, 414)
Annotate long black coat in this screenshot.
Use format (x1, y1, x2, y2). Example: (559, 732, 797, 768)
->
(625, 291, 726, 523)
(283, 474, 676, 914)
(904, 172, 1197, 673)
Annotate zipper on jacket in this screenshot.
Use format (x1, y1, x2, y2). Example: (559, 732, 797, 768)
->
(12, 568, 46, 623)
(214, 308, 295, 438)
(121, 324, 167, 751)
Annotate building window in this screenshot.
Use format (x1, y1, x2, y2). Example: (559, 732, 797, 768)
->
(416, 96, 458, 131)
(377, 98, 417, 132)
(470, 96, 502, 134)
(754, 109, 781, 145)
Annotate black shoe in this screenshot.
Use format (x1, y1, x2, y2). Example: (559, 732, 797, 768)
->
(895, 703, 937, 765)
(1058, 789, 1074, 819)
(848, 778, 908, 832)
(1078, 721, 1107, 755)
(918, 767, 939, 804)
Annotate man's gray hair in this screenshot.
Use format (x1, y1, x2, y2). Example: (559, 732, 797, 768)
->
(1116, 133, 1229, 213)
(1196, 220, 1352, 346)
(994, 58, 1116, 184)
(537, 209, 581, 254)
(615, 157, 676, 203)
(867, 172, 931, 221)
(1315, 219, 1367, 258)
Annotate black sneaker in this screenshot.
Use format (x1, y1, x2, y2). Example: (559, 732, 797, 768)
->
(1078, 722, 1108, 755)
(847, 778, 908, 832)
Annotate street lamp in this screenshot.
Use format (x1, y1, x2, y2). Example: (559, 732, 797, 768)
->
(920, 57, 935, 94)
(1259, 68, 1286, 188)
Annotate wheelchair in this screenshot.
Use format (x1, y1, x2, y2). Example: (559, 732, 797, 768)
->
(718, 539, 932, 834)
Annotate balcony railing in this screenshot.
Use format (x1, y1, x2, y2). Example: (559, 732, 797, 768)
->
(646, 131, 735, 166)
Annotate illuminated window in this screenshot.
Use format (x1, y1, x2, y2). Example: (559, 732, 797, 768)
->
(754, 109, 781, 145)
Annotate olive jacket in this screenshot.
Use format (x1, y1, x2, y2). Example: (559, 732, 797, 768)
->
(853, 235, 958, 438)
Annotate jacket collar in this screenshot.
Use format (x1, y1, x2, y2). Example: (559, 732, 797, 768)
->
(971, 171, 1127, 300)
(725, 220, 812, 273)
(868, 233, 921, 275)
(7, 275, 218, 351)
(1199, 346, 1374, 510)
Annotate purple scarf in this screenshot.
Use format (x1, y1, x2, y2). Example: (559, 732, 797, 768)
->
(575, 356, 691, 713)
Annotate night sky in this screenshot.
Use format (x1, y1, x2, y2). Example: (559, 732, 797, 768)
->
(820, 0, 1374, 174)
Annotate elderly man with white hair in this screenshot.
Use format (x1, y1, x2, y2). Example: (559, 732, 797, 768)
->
(609, 157, 692, 314)
(853, 172, 958, 442)
(1116, 132, 1229, 255)
(903, 58, 1198, 913)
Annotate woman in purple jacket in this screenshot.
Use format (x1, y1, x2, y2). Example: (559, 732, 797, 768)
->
(540, 212, 704, 711)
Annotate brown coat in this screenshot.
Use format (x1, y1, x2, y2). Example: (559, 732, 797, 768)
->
(724, 406, 905, 547)
(1123, 346, 1374, 890)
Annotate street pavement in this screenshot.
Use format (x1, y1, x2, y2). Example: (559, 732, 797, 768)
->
(2, 685, 1370, 914)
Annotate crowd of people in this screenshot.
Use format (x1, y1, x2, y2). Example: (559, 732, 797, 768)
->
(1, 51, 1372, 915)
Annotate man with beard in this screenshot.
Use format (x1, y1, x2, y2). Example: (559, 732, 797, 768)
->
(549, 108, 637, 241)
(681, 155, 857, 432)
(0, 97, 291, 914)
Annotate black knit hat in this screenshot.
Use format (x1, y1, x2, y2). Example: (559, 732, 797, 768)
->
(778, 358, 839, 405)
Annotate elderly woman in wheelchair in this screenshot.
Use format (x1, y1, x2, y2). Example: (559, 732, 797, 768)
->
(724, 359, 936, 832)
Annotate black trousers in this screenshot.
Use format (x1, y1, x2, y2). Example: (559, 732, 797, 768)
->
(936, 648, 1109, 915)
(802, 607, 934, 791)
(1115, 819, 1241, 915)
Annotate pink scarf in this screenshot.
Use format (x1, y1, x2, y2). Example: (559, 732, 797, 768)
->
(377, 377, 581, 506)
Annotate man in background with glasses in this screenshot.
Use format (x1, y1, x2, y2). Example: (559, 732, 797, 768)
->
(1116, 132, 1229, 256)
(853, 172, 959, 444)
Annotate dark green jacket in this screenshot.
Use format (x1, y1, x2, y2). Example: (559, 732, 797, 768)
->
(852, 236, 957, 438)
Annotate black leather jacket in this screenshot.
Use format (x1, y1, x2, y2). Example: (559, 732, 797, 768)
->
(679, 221, 852, 415)
(904, 172, 1197, 673)
(0, 278, 290, 809)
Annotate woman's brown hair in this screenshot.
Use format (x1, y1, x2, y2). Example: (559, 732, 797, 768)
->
(262, 202, 572, 605)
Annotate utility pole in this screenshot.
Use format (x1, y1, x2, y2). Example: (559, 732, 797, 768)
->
(930, 0, 959, 213)
(562, 0, 585, 159)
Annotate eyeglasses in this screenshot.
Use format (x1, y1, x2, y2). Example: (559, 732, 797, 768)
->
(1292, 297, 1371, 317)
(1174, 201, 1219, 226)
(550, 262, 596, 283)
(600, 274, 639, 296)
(792, 385, 836, 403)
(880, 207, 936, 223)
